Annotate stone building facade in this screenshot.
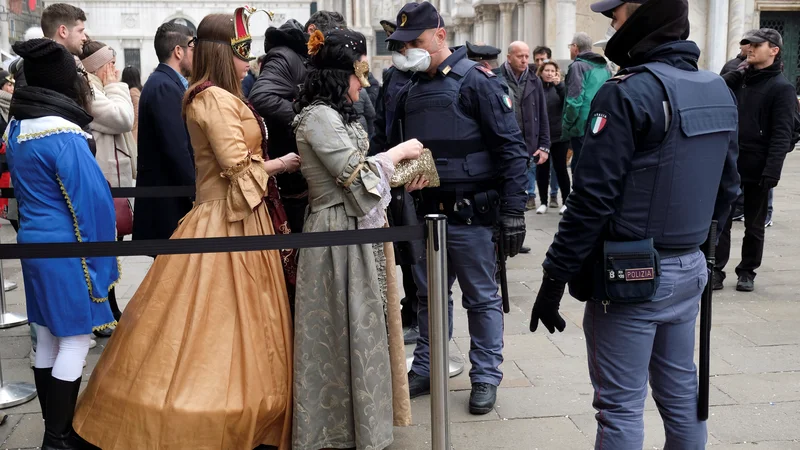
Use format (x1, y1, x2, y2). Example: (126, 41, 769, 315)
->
(61, 0, 800, 93)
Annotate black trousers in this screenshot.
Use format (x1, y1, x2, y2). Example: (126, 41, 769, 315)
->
(536, 141, 571, 205)
(716, 182, 770, 280)
(400, 264, 419, 328)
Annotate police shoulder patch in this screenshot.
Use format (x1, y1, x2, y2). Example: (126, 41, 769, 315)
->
(589, 112, 609, 136)
(502, 94, 513, 110)
(476, 65, 496, 78)
(607, 73, 637, 83)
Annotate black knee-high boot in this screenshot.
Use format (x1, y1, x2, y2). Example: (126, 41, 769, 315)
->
(108, 287, 122, 322)
(32, 367, 52, 420)
(41, 376, 81, 450)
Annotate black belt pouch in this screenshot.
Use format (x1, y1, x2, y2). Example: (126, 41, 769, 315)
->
(603, 238, 661, 303)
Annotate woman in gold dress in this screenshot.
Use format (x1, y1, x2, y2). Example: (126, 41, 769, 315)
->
(73, 9, 300, 450)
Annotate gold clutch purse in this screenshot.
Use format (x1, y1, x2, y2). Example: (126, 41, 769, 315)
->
(390, 148, 441, 188)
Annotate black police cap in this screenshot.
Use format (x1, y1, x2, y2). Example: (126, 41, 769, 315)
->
(387, 2, 444, 42)
(590, 0, 649, 18)
(466, 41, 501, 61)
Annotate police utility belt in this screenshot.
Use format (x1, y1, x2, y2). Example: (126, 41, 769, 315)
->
(568, 238, 698, 305)
(416, 189, 499, 226)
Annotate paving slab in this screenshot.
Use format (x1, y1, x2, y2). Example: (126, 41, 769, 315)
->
(2, 414, 42, 449)
(450, 417, 592, 450)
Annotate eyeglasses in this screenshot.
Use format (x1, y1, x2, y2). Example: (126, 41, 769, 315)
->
(183, 37, 197, 49)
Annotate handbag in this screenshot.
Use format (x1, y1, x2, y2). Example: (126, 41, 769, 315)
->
(113, 146, 134, 237)
(390, 148, 440, 188)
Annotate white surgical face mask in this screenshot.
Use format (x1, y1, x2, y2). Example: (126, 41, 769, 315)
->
(392, 48, 431, 72)
(604, 25, 616, 41)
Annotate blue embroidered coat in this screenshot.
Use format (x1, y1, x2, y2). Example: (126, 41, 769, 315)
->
(6, 116, 118, 336)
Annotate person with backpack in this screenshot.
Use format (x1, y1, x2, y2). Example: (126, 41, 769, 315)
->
(714, 28, 797, 292)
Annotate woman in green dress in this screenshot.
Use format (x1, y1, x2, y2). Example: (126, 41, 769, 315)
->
(292, 28, 423, 450)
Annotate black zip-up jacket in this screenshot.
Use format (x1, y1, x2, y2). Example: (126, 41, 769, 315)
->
(723, 61, 796, 182)
(249, 22, 309, 196)
(542, 81, 565, 143)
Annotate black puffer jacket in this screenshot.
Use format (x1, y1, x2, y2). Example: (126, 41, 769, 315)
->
(249, 19, 309, 196)
(723, 60, 796, 183)
(542, 81, 565, 143)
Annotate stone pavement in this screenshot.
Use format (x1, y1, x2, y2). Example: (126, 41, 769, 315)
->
(3, 159, 800, 449)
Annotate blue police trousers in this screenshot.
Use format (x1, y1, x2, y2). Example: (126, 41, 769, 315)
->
(411, 223, 504, 386)
(583, 251, 708, 450)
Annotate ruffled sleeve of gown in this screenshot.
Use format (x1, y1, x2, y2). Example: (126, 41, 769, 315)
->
(294, 104, 389, 219)
(188, 87, 269, 222)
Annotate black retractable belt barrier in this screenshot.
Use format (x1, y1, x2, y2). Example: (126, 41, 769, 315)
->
(0, 226, 425, 259)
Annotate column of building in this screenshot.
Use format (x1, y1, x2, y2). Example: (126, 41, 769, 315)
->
(727, 0, 747, 59)
(553, 0, 577, 60)
(706, 0, 730, 73)
(482, 5, 498, 45)
(473, 5, 484, 43)
(498, 3, 514, 59)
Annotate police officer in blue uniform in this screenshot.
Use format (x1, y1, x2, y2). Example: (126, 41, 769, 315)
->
(528, 0, 740, 447)
(387, 1, 530, 415)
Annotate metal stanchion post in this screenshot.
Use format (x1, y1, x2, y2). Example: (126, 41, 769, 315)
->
(0, 352, 37, 409)
(425, 214, 450, 450)
(0, 237, 27, 329)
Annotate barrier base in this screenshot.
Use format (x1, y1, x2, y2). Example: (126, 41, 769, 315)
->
(406, 355, 464, 378)
(0, 382, 37, 409)
(0, 312, 27, 329)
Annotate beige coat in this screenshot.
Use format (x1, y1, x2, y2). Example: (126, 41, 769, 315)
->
(87, 73, 137, 187)
(130, 87, 141, 143)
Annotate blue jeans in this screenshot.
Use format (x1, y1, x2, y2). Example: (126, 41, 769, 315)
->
(583, 251, 708, 449)
(411, 223, 504, 385)
(526, 159, 536, 199)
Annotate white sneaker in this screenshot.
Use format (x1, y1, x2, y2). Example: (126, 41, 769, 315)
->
(560, 205, 567, 215)
(4, 279, 17, 292)
(536, 204, 548, 214)
(89, 338, 97, 349)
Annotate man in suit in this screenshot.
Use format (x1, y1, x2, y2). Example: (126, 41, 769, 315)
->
(132, 22, 196, 244)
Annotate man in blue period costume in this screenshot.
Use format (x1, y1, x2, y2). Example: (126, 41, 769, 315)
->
(6, 38, 118, 450)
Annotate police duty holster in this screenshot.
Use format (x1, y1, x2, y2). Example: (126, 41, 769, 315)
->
(569, 238, 661, 304)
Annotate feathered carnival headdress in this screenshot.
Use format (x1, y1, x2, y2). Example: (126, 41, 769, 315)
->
(306, 29, 371, 88)
(230, 6, 274, 61)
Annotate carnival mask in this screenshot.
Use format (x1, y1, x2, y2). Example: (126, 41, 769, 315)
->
(354, 60, 371, 88)
(231, 6, 274, 61)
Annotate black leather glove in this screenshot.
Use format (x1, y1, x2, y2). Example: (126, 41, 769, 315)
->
(499, 214, 526, 257)
(530, 274, 567, 334)
(760, 176, 779, 191)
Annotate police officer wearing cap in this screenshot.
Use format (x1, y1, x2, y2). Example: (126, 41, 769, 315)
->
(387, 1, 531, 415)
(528, 0, 739, 447)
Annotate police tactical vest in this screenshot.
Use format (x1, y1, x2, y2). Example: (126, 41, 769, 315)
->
(404, 57, 496, 191)
(383, 67, 413, 137)
(609, 62, 737, 248)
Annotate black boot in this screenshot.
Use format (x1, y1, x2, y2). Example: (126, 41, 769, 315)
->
(469, 382, 497, 415)
(32, 367, 52, 420)
(41, 376, 81, 450)
(407, 370, 431, 398)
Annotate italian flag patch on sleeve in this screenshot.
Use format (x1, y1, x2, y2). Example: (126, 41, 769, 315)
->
(590, 113, 608, 135)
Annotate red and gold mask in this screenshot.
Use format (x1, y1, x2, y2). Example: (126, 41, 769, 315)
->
(231, 6, 274, 61)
